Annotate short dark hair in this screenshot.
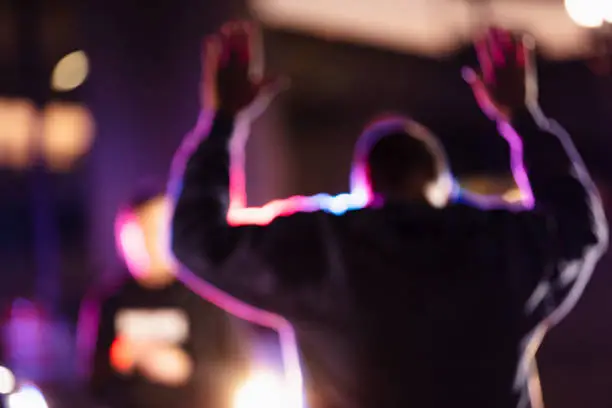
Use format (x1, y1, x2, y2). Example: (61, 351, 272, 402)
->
(366, 131, 437, 191)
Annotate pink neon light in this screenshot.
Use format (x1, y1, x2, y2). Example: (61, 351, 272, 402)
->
(498, 120, 535, 209)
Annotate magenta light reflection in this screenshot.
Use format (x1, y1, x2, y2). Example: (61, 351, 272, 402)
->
(498, 120, 535, 209)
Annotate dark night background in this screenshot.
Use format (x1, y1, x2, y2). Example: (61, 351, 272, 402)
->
(1, 0, 612, 406)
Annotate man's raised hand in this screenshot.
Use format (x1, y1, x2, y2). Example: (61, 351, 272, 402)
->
(202, 22, 285, 118)
(462, 27, 538, 122)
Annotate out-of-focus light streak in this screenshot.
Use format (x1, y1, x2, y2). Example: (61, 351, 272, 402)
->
(51, 50, 89, 92)
(250, 0, 596, 59)
(251, 0, 470, 56)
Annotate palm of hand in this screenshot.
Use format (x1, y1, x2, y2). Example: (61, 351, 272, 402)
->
(204, 24, 264, 115)
(478, 28, 528, 110)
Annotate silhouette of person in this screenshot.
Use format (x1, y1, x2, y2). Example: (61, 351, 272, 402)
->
(78, 188, 249, 408)
(170, 23, 607, 408)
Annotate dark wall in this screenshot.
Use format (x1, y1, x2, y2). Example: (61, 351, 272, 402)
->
(84, 0, 245, 270)
(538, 183, 612, 407)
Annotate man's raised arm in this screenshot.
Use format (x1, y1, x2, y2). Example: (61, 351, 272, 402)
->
(464, 28, 608, 323)
(171, 106, 239, 263)
(170, 20, 276, 273)
(169, 23, 326, 316)
(504, 107, 607, 321)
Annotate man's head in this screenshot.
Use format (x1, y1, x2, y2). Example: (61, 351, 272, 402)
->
(350, 116, 453, 208)
(114, 186, 177, 287)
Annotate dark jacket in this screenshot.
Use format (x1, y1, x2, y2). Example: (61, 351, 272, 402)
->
(78, 274, 249, 408)
(170, 108, 608, 408)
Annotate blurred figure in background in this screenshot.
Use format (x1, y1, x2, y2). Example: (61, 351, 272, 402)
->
(77, 187, 248, 408)
(170, 22, 607, 408)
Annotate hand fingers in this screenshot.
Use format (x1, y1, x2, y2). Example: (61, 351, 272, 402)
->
(486, 27, 506, 67)
(521, 34, 538, 102)
(203, 36, 221, 82)
(461, 67, 487, 100)
(515, 40, 525, 67)
(219, 21, 249, 65)
(245, 76, 291, 118)
(248, 27, 265, 80)
(221, 21, 251, 36)
(522, 34, 536, 66)
(475, 35, 494, 84)
(461, 66, 496, 119)
(257, 75, 291, 96)
(220, 21, 253, 65)
(491, 27, 514, 52)
(461, 66, 478, 85)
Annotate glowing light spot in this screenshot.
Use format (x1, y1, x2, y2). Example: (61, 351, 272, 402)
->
(6, 384, 48, 408)
(502, 188, 525, 204)
(564, 0, 604, 28)
(115, 309, 189, 343)
(116, 216, 150, 280)
(51, 50, 89, 92)
(137, 345, 193, 386)
(41, 103, 95, 171)
(328, 194, 352, 215)
(233, 370, 289, 408)
(110, 337, 134, 374)
(0, 98, 36, 169)
(0, 366, 15, 394)
(603, 1, 612, 22)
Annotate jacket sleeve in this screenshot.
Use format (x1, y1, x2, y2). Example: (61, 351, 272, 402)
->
(169, 111, 327, 315)
(493, 107, 608, 326)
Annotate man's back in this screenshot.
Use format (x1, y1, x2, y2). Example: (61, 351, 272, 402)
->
(290, 203, 543, 408)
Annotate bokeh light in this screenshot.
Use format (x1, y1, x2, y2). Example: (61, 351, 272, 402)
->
(0, 98, 36, 169)
(51, 50, 90, 92)
(233, 370, 288, 408)
(137, 345, 193, 386)
(564, 0, 604, 28)
(0, 366, 16, 395)
(41, 102, 95, 171)
(6, 384, 48, 408)
(602, 1, 612, 22)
